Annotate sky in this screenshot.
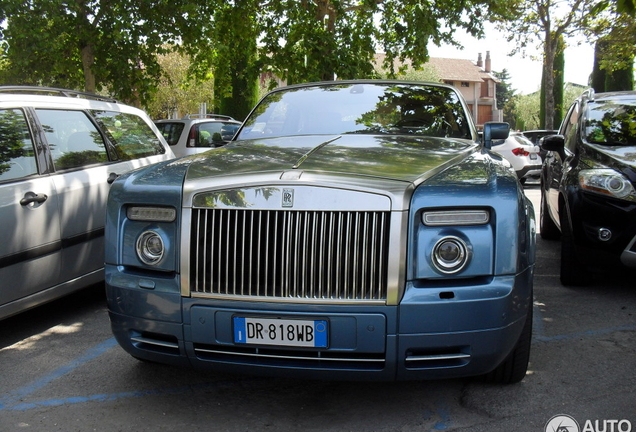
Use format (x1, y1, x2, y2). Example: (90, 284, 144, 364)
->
(427, 23, 596, 95)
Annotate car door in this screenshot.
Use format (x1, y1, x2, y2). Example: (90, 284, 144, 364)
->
(0, 108, 62, 318)
(34, 108, 171, 282)
(34, 108, 116, 282)
(545, 102, 579, 226)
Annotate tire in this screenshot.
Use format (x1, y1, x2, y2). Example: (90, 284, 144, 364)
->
(483, 306, 533, 384)
(560, 227, 589, 286)
(539, 190, 560, 240)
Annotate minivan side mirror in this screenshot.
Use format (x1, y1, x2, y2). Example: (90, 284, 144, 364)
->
(482, 122, 510, 149)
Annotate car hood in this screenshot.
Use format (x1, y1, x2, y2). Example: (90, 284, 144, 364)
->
(587, 144, 636, 172)
(184, 134, 477, 184)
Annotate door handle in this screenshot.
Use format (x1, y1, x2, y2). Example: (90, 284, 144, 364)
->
(107, 172, 120, 184)
(20, 192, 48, 206)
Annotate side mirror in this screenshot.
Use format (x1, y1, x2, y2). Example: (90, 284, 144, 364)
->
(542, 135, 566, 159)
(482, 122, 510, 149)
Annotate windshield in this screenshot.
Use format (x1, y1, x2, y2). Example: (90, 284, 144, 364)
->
(584, 97, 636, 146)
(236, 83, 473, 141)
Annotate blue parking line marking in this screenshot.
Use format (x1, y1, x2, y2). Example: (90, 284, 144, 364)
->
(534, 322, 636, 343)
(532, 300, 546, 339)
(2, 320, 635, 413)
(0, 337, 118, 411)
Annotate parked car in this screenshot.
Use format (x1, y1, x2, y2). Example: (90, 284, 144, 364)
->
(105, 80, 536, 383)
(540, 89, 636, 285)
(155, 114, 241, 158)
(491, 132, 542, 184)
(522, 129, 558, 160)
(0, 86, 175, 320)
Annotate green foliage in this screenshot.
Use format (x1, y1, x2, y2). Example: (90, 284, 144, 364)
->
(0, 0, 216, 106)
(145, 50, 215, 119)
(512, 83, 585, 131)
(500, 0, 600, 129)
(1, 0, 517, 115)
(258, 0, 516, 84)
(586, 1, 635, 91)
(210, 2, 260, 120)
(494, 69, 518, 126)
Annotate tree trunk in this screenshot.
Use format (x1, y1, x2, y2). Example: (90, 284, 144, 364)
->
(543, 31, 556, 130)
(80, 44, 96, 94)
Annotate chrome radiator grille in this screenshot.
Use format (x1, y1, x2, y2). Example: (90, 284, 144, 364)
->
(189, 209, 390, 301)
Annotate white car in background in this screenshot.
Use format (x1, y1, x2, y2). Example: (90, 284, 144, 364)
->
(0, 86, 175, 320)
(155, 114, 241, 158)
(491, 132, 542, 184)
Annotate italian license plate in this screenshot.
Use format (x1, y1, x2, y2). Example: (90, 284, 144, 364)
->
(233, 316, 328, 348)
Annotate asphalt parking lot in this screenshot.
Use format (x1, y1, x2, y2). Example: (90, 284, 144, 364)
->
(1, 185, 635, 432)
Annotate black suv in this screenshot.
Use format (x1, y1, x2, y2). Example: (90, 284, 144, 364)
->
(540, 89, 636, 285)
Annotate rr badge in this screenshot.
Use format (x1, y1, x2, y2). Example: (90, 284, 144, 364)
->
(282, 188, 294, 207)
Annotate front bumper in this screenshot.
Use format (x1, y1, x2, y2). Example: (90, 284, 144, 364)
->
(569, 189, 636, 270)
(106, 266, 532, 381)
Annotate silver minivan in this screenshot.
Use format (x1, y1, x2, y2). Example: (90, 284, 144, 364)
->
(0, 87, 175, 319)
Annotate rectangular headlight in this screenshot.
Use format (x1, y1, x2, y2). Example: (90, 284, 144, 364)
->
(127, 206, 176, 222)
(422, 210, 489, 226)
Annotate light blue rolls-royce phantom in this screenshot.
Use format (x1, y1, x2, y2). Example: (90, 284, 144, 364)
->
(105, 80, 536, 383)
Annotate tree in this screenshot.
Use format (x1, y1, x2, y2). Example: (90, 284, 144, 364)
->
(0, 0, 215, 106)
(258, 0, 517, 84)
(210, 2, 261, 120)
(1, 0, 517, 113)
(540, 34, 565, 128)
(588, 7, 635, 91)
(500, 0, 599, 129)
(552, 36, 565, 128)
(145, 50, 215, 120)
(494, 69, 517, 126)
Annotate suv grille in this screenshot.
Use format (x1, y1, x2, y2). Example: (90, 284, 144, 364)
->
(189, 209, 390, 301)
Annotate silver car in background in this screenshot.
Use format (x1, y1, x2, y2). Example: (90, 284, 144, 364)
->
(0, 86, 175, 319)
(155, 114, 241, 158)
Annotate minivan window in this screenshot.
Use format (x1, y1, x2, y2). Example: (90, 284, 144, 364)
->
(36, 109, 108, 170)
(0, 109, 38, 182)
(92, 111, 166, 159)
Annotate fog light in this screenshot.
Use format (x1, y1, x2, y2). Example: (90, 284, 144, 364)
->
(136, 231, 165, 265)
(432, 236, 470, 274)
(598, 228, 612, 242)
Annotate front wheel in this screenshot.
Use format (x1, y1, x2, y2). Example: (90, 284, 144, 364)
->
(560, 214, 589, 286)
(560, 231, 589, 286)
(483, 307, 532, 384)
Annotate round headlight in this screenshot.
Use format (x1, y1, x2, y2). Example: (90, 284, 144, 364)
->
(432, 236, 470, 274)
(136, 231, 165, 265)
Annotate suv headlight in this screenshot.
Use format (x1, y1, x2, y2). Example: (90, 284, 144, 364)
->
(136, 230, 165, 265)
(579, 169, 636, 202)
